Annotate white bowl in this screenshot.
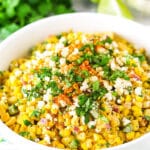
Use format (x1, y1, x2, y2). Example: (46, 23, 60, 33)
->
(0, 13, 150, 150)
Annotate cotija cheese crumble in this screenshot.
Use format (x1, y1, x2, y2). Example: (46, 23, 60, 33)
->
(0, 31, 150, 149)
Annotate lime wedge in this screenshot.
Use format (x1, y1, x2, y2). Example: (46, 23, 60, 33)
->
(97, 0, 133, 19)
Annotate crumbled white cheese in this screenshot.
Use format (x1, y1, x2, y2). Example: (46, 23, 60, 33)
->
(59, 37, 66, 43)
(80, 80, 89, 91)
(51, 103, 59, 110)
(55, 43, 64, 53)
(90, 76, 98, 82)
(95, 128, 101, 133)
(113, 49, 119, 54)
(45, 43, 51, 50)
(72, 48, 79, 55)
(88, 120, 96, 128)
(116, 57, 124, 66)
(61, 47, 69, 57)
(135, 87, 142, 96)
(103, 81, 112, 91)
(44, 135, 51, 144)
(82, 35, 88, 43)
(43, 89, 52, 102)
(43, 51, 53, 57)
(122, 117, 131, 126)
(110, 59, 119, 70)
(46, 114, 53, 121)
(114, 78, 132, 95)
(69, 109, 76, 116)
(49, 60, 56, 67)
(14, 70, 22, 77)
(59, 58, 66, 65)
(90, 109, 99, 119)
(37, 101, 45, 109)
(44, 76, 50, 82)
(81, 116, 85, 125)
(34, 138, 40, 142)
(112, 41, 118, 48)
(59, 100, 67, 107)
(105, 92, 113, 101)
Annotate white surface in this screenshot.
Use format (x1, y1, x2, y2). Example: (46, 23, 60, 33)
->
(0, 13, 150, 150)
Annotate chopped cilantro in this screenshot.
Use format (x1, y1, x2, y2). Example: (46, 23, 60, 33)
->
(0, 71, 3, 75)
(92, 54, 111, 67)
(47, 81, 62, 96)
(30, 109, 41, 118)
(123, 124, 132, 133)
(81, 70, 89, 78)
(8, 105, 19, 116)
(75, 75, 83, 82)
(19, 131, 29, 137)
(51, 55, 60, 62)
(101, 36, 112, 45)
(23, 120, 32, 126)
(132, 54, 146, 63)
(110, 70, 130, 81)
(70, 139, 79, 149)
(76, 57, 85, 65)
(78, 94, 88, 106)
(79, 43, 95, 52)
(92, 81, 100, 91)
(84, 113, 90, 124)
(99, 114, 109, 123)
(144, 116, 150, 121)
(36, 67, 52, 80)
(103, 66, 111, 79)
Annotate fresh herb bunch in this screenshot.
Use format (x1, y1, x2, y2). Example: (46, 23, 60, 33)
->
(0, 0, 74, 39)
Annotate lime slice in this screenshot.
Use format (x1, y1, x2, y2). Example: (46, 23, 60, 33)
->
(97, 0, 133, 19)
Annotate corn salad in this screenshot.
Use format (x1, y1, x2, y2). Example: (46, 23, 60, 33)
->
(0, 31, 150, 150)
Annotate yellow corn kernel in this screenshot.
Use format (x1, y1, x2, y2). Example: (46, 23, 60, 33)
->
(143, 82, 150, 88)
(79, 125, 87, 132)
(17, 113, 28, 124)
(133, 101, 142, 108)
(71, 116, 79, 126)
(51, 104, 59, 114)
(6, 117, 16, 126)
(18, 105, 26, 112)
(64, 117, 71, 126)
(77, 132, 86, 141)
(7, 96, 17, 104)
(98, 139, 106, 145)
(47, 131, 56, 138)
(132, 106, 143, 117)
(126, 95, 131, 102)
(14, 124, 20, 132)
(123, 109, 130, 116)
(136, 96, 143, 102)
(144, 109, 150, 116)
(93, 133, 102, 142)
(81, 139, 92, 150)
(57, 143, 65, 149)
(36, 127, 42, 135)
(135, 132, 141, 139)
(60, 128, 71, 137)
(61, 136, 74, 145)
(1, 112, 10, 122)
(132, 120, 139, 131)
(38, 140, 46, 145)
(126, 132, 135, 141)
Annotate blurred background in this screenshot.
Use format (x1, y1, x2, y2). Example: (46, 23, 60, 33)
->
(0, 0, 150, 40)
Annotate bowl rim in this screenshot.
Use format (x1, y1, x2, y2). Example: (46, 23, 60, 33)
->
(0, 12, 150, 150)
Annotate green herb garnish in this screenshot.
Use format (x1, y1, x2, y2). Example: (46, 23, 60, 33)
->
(144, 116, 150, 121)
(23, 120, 32, 126)
(110, 70, 130, 81)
